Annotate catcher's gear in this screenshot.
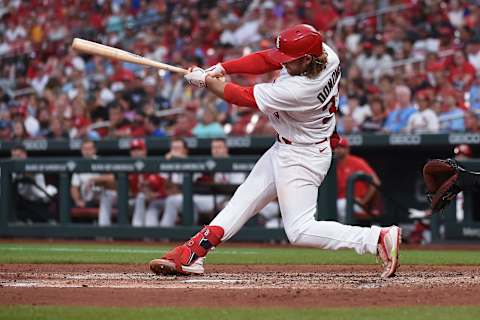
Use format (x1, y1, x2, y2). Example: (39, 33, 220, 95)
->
(423, 159, 480, 212)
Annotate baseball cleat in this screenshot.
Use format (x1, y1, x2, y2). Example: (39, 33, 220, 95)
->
(377, 226, 401, 278)
(149, 256, 204, 276)
(149, 226, 223, 277)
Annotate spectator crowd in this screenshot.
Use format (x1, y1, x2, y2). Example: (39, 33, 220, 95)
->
(0, 0, 479, 142)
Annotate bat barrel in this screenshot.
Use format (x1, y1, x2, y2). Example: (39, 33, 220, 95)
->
(71, 38, 188, 75)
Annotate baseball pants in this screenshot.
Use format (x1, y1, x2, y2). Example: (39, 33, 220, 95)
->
(210, 141, 381, 255)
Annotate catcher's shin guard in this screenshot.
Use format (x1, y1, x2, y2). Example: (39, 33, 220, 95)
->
(149, 225, 224, 275)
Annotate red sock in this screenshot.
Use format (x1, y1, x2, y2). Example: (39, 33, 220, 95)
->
(165, 226, 224, 267)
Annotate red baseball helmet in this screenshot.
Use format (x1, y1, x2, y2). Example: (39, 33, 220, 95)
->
(147, 174, 164, 190)
(266, 24, 323, 64)
(130, 139, 146, 150)
(337, 138, 349, 148)
(454, 144, 472, 158)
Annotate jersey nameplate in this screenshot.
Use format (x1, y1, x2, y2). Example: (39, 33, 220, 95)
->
(317, 66, 341, 104)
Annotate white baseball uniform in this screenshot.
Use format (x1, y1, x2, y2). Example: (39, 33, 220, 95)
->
(71, 173, 116, 226)
(160, 171, 246, 227)
(211, 44, 381, 255)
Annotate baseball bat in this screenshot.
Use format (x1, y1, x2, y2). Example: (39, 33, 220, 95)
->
(71, 38, 188, 75)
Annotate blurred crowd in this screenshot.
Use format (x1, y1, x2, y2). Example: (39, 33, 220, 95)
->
(0, 0, 480, 142)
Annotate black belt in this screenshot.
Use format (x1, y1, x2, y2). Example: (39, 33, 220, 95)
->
(276, 134, 327, 145)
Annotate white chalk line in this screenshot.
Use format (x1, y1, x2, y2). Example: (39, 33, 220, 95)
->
(0, 246, 259, 255)
(0, 282, 270, 289)
(0, 271, 252, 289)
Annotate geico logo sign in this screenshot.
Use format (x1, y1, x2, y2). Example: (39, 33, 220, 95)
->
(347, 135, 363, 146)
(449, 134, 480, 144)
(185, 138, 198, 149)
(23, 140, 48, 150)
(463, 227, 480, 238)
(69, 139, 82, 150)
(118, 139, 131, 149)
(227, 137, 251, 148)
(389, 135, 421, 145)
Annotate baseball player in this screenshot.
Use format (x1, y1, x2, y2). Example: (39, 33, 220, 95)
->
(150, 24, 401, 278)
(129, 139, 167, 227)
(70, 139, 116, 226)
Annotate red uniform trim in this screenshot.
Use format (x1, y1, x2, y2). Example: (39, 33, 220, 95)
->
(222, 50, 282, 75)
(224, 83, 258, 109)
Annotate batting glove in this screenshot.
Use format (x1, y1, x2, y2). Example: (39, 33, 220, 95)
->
(185, 67, 207, 88)
(205, 63, 226, 78)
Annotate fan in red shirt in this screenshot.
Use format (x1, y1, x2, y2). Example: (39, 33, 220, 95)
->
(128, 139, 167, 227)
(335, 138, 381, 223)
(448, 50, 477, 90)
(308, 0, 340, 32)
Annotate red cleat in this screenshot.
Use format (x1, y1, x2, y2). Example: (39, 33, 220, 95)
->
(149, 226, 224, 276)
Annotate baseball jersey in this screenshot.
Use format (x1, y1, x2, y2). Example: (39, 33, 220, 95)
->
(253, 43, 341, 144)
(405, 109, 439, 133)
(336, 155, 376, 199)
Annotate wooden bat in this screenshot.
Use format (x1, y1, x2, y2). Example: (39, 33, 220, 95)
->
(71, 38, 188, 75)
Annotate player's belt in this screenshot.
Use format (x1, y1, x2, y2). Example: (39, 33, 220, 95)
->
(276, 134, 327, 146)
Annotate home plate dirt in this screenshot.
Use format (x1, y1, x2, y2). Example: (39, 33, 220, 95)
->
(1, 264, 480, 308)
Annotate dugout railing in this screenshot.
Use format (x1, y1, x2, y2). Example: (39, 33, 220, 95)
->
(0, 157, 337, 241)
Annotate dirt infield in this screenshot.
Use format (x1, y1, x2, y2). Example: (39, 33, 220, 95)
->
(1, 264, 480, 308)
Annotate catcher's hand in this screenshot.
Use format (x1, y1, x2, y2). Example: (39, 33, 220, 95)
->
(423, 159, 463, 212)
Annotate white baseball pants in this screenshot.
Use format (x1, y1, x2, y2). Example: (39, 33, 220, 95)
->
(161, 194, 227, 227)
(98, 190, 116, 227)
(132, 193, 165, 227)
(210, 141, 381, 255)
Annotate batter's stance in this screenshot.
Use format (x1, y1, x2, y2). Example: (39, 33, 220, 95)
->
(150, 24, 401, 278)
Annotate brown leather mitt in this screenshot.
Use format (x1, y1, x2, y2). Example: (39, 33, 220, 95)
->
(423, 159, 462, 212)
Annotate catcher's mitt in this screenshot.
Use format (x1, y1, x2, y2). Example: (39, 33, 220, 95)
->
(423, 159, 463, 212)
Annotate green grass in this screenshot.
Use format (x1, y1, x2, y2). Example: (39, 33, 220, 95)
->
(0, 242, 480, 265)
(0, 305, 479, 320)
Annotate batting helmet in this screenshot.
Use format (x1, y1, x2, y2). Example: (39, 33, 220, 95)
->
(266, 24, 323, 64)
(131, 139, 146, 150)
(337, 138, 349, 148)
(454, 144, 472, 158)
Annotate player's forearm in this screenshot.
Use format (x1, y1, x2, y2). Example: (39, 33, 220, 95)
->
(206, 76, 227, 99)
(92, 174, 116, 189)
(360, 185, 376, 205)
(222, 50, 282, 75)
(206, 78, 258, 109)
(71, 187, 82, 203)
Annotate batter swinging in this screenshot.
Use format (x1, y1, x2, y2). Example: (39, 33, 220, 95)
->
(149, 24, 401, 278)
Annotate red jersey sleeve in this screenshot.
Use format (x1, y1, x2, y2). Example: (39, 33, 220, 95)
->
(224, 83, 258, 109)
(222, 50, 282, 75)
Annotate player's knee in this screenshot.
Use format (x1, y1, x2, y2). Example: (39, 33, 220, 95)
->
(283, 226, 301, 245)
(284, 220, 315, 245)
